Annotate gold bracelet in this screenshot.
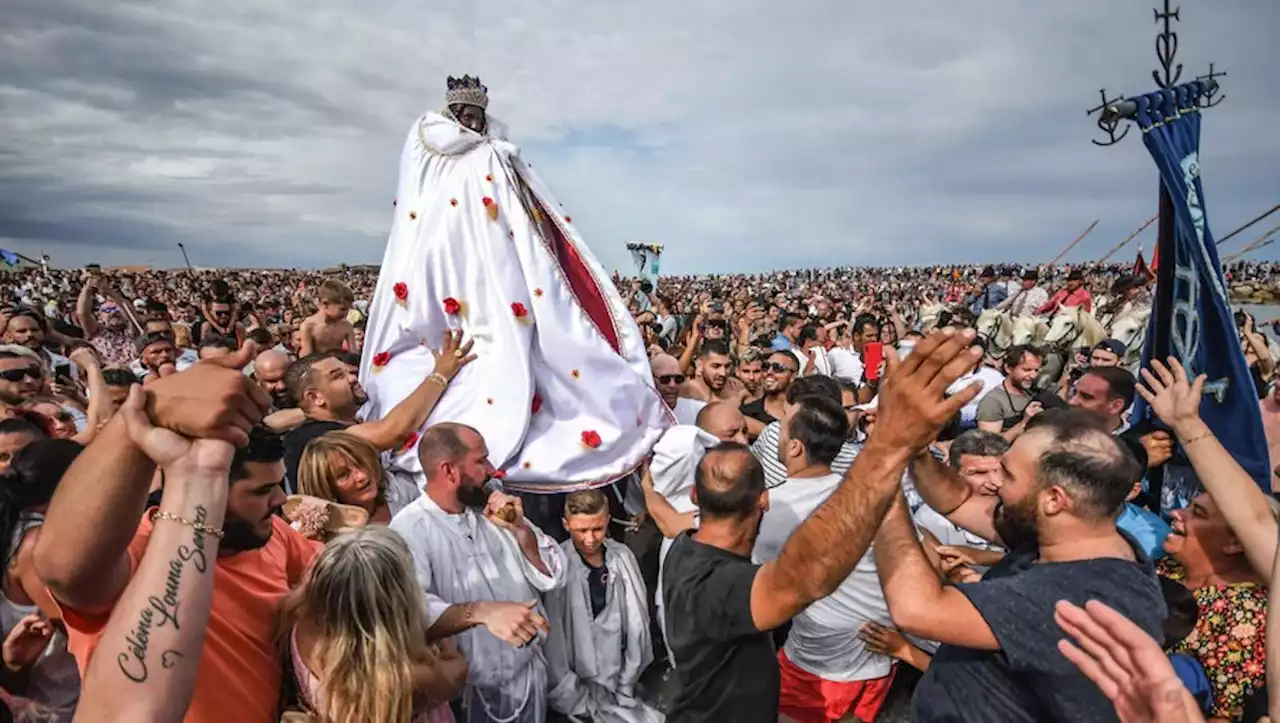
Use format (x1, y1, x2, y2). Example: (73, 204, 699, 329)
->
(151, 510, 225, 539)
(426, 373, 450, 388)
(464, 601, 475, 625)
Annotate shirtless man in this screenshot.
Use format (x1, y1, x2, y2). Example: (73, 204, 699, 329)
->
(679, 338, 747, 405)
(299, 279, 356, 356)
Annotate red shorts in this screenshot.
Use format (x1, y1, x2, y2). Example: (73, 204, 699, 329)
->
(777, 649, 895, 723)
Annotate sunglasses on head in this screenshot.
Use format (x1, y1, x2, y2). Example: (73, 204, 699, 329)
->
(763, 362, 796, 374)
(657, 374, 684, 385)
(0, 367, 40, 382)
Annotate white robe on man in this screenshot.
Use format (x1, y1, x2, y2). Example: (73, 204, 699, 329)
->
(390, 496, 567, 723)
(544, 540, 664, 723)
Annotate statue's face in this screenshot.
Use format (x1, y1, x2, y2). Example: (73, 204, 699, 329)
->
(453, 104, 486, 133)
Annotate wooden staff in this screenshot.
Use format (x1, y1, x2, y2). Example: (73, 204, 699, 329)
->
(1097, 213, 1158, 263)
(1223, 224, 1280, 262)
(1216, 203, 1280, 247)
(1049, 219, 1100, 266)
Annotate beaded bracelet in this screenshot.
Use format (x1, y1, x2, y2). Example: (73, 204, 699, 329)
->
(152, 510, 225, 539)
(1179, 429, 1213, 447)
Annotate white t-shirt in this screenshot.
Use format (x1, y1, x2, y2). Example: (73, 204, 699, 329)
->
(672, 397, 706, 426)
(753, 472, 893, 683)
(827, 347, 864, 383)
(947, 366, 1006, 426)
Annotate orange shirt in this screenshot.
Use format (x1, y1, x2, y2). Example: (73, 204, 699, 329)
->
(58, 514, 319, 723)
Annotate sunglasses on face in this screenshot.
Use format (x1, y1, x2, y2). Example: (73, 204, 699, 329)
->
(657, 374, 685, 385)
(763, 362, 796, 374)
(0, 367, 40, 382)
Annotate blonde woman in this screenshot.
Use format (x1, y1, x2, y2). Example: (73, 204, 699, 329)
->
(280, 527, 466, 723)
(295, 431, 419, 523)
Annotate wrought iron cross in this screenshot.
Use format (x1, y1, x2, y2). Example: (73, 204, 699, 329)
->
(1085, 1, 1224, 146)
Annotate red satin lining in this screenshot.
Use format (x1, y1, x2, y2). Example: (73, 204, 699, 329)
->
(531, 197, 621, 354)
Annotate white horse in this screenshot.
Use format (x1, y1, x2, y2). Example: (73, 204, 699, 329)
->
(919, 301, 946, 330)
(1043, 306, 1106, 351)
(1011, 315, 1048, 347)
(1108, 308, 1152, 372)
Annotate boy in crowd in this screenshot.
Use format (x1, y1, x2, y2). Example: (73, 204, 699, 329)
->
(299, 280, 356, 356)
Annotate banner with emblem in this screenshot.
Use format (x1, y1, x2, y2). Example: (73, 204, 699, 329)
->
(1128, 84, 1272, 507)
(626, 243, 662, 289)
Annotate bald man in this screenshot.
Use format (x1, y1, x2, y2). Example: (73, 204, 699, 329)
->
(253, 349, 290, 399)
(652, 353, 705, 424)
(391, 422, 567, 723)
(696, 402, 749, 446)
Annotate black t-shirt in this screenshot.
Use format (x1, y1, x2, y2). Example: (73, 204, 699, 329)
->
(740, 398, 776, 427)
(582, 553, 609, 619)
(662, 532, 778, 723)
(913, 539, 1166, 722)
(283, 418, 348, 494)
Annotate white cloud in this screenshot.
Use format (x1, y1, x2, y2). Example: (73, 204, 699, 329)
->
(1, 0, 1276, 273)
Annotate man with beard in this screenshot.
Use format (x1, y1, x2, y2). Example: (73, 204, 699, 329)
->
(391, 422, 567, 723)
(736, 348, 765, 405)
(35, 345, 321, 723)
(741, 350, 798, 440)
(680, 339, 746, 405)
(4, 309, 77, 381)
(280, 330, 474, 492)
(75, 274, 140, 368)
(976, 345, 1043, 441)
(875, 409, 1165, 721)
(660, 328, 984, 723)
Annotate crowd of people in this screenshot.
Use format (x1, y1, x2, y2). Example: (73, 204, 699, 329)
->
(0, 256, 1274, 723)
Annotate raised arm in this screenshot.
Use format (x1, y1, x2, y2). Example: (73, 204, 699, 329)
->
(748, 329, 983, 631)
(76, 277, 100, 338)
(909, 450, 1001, 545)
(1138, 357, 1278, 576)
(874, 490, 997, 650)
(75, 387, 232, 723)
(349, 330, 474, 451)
(35, 347, 270, 610)
(70, 346, 111, 446)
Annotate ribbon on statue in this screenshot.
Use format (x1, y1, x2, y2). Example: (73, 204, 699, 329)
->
(1128, 82, 1272, 509)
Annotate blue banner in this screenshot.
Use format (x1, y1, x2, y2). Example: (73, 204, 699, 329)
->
(1129, 82, 1272, 508)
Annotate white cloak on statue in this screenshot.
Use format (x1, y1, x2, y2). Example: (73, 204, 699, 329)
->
(361, 111, 673, 493)
(544, 540, 663, 723)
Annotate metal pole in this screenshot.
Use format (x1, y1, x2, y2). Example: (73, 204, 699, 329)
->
(177, 243, 193, 270)
(1223, 224, 1280, 262)
(1049, 219, 1100, 265)
(1146, 183, 1177, 510)
(1098, 213, 1158, 263)
(1216, 204, 1280, 247)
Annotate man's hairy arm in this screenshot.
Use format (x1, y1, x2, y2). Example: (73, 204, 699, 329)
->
(749, 438, 911, 631)
(875, 491, 998, 650)
(34, 415, 150, 610)
(910, 452, 1001, 545)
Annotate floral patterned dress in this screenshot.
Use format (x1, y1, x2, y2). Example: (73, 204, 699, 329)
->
(1158, 560, 1268, 720)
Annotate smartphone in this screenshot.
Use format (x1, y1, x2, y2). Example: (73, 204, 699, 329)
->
(864, 342, 884, 381)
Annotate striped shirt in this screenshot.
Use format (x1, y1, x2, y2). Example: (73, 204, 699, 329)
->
(751, 421, 862, 489)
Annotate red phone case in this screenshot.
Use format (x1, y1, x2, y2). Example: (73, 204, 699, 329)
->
(864, 342, 884, 381)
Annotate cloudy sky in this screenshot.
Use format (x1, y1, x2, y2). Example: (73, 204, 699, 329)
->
(2, 0, 1276, 274)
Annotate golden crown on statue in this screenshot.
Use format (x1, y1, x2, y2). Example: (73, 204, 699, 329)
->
(445, 75, 489, 110)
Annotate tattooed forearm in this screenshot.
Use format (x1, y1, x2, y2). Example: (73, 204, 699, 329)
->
(116, 506, 211, 683)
